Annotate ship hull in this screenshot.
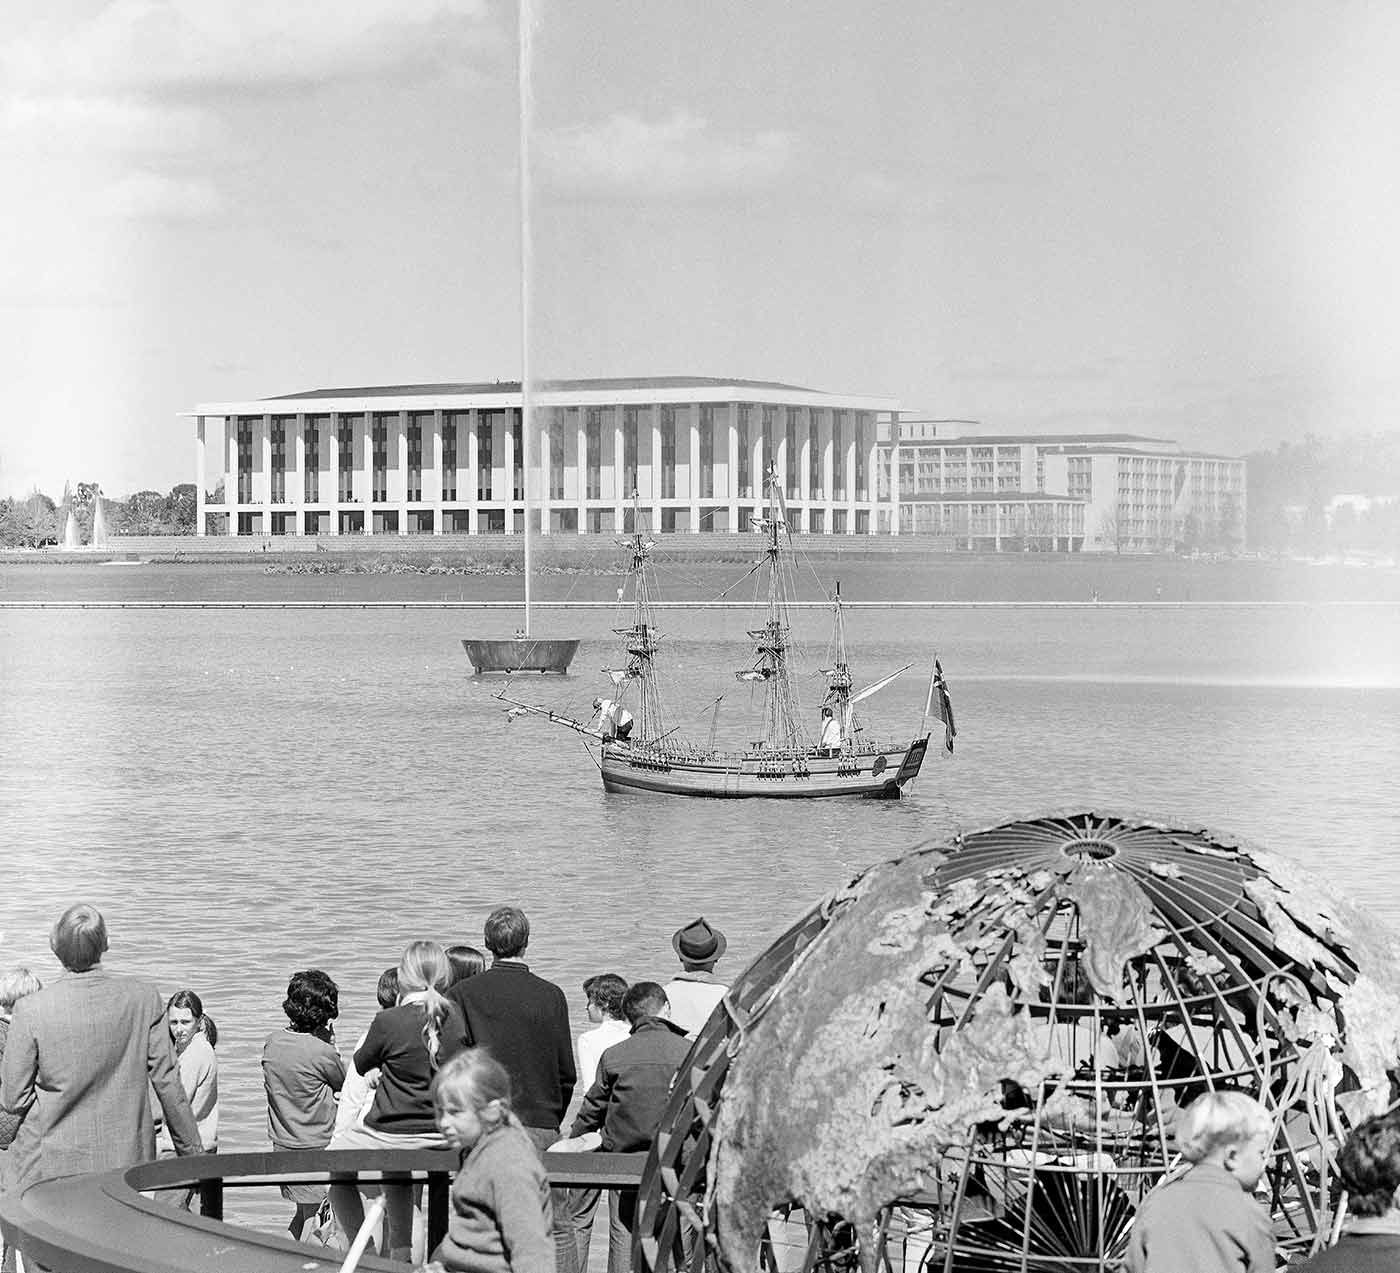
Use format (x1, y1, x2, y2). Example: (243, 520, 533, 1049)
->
(462, 638, 579, 674)
(599, 737, 930, 798)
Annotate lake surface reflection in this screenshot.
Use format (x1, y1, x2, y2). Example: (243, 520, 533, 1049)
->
(3, 556, 1399, 1196)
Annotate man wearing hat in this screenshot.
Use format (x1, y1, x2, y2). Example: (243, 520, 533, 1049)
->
(662, 918, 730, 1038)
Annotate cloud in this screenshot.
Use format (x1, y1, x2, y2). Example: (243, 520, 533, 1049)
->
(3, 95, 213, 157)
(96, 172, 222, 221)
(4, 0, 496, 99)
(536, 111, 798, 200)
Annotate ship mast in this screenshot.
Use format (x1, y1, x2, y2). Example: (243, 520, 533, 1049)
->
(612, 498, 667, 743)
(826, 580, 854, 742)
(739, 467, 807, 751)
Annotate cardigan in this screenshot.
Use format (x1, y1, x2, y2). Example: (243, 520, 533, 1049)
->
(446, 962, 575, 1129)
(433, 1121, 554, 1273)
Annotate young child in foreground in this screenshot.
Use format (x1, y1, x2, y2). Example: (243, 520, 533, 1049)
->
(1125, 1090, 1275, 1273)
(421, 1048, 555, 1273)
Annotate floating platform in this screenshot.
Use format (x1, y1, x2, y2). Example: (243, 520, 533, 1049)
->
(462, 637, 579, 674)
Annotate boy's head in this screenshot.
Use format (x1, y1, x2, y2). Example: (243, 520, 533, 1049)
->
(622, 981, 669, 1027)
(583, 973, 628, 1023)
(1175, 1090, 1272, 1190)
(484, 907, 530, 960)
(1339, 1110, 1400, 1217)
(376, 966, 400, 1009)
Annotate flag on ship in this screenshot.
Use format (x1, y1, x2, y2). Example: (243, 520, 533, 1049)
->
(926, 658, 957, 753)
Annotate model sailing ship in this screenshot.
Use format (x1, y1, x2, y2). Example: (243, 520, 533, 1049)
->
(500, 471, 954, 798)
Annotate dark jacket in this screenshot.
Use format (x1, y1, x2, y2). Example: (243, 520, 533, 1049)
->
(446, 961, 576, 1129)
(569, 1016, 690, 1152)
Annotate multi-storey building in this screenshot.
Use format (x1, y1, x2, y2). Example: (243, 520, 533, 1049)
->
(883, 421, 1246, 552)
(187, 377, 898, 539)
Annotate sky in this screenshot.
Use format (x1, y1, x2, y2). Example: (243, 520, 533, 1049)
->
(2, 0, 1399, 498)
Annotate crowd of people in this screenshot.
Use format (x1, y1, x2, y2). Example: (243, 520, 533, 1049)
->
(0, 902, 732, 1273)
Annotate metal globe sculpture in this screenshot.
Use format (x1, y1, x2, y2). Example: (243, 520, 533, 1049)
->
(636, 811, 1400, 1273)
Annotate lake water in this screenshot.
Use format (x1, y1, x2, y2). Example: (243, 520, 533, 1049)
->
(3, 552, 1399, 1226)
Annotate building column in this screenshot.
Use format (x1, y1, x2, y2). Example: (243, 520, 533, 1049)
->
(503, 413, 516, 533)
(328, 415, 341, 534)
(726, 403, 739, 532)
(818, 410, 834, 532)
(842, 419, 856, 532)
(227, 418, 238, 535)
(359, 414, 374, 530)
(397, 410, 409, 535)
(864, 422, 878, 527)
(576, 409, 588, 533)
(688, 404, 701, 532)
(195, 416, 207, 537)
(293, 413, 307, 536)
(432, 410, 444, 534)
(260, 414, 272, 535)
(612, 407, 625, 532)
(466, 409, 480, 533)
(650, 406, 663, 530)
(774, 418, 788, 523)
(749, 415, 763, 503)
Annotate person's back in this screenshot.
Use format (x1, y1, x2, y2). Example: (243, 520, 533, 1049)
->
(1124, 1091, 1274, 1273)
(662, 917, 730, 1038)
(570, 985, 690, 1153)
(0, 906, 201, 1191)
(445, 910, 574, 1131)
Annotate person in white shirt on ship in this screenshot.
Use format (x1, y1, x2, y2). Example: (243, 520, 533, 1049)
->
(591, 697, 634, 741)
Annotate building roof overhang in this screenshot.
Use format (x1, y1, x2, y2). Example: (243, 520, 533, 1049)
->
(185, 376, 900, 417)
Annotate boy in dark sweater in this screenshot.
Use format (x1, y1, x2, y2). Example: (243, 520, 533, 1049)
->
(445, 907, 576, 1273)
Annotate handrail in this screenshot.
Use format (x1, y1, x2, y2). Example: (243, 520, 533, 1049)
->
(0, 1148, 646, 1273)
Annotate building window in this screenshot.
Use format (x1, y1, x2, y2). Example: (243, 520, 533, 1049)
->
(478, 414, 494, 501)
(832, 412, 845, 500)
(761, 407, 775, 487)
(785, 408, 799, 498)
(623, 408, 640, 498)
(304, 419, 320, 504)
(236, 418, 253, 504)
(443, 417, 459, 502)
(586, 408, 602, 500)
(547, 414, 565, 501)
(270, 420, 287, 505)
(512, 413, 524, 501)
(660, 407, 677, 499)
(371, 417, 388, 504)
(338, 417, 356, 502)
(855, 414, 869, 499)
(737, 405, 752, 495)
(700, 406, 715, 499)
(407, 415, 425, 503)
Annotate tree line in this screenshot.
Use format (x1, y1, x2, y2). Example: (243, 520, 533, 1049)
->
(0, 483, 197, 548)
(1244, 430, 1400, 558)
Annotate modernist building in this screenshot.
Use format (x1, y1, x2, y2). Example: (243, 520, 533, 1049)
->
(884, 421, 1247, 552)
(188, 377, 897, 539)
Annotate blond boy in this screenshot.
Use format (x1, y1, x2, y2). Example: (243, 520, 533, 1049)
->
(1125, 1090, 1275, 1273)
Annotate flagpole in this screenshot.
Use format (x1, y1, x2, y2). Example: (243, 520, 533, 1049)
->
(919, 655, 938, 740)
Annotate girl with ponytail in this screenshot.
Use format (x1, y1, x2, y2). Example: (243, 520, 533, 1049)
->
(328, 939, 469, 1262)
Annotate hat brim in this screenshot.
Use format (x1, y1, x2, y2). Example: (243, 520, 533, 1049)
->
(672, 926, 727, 962)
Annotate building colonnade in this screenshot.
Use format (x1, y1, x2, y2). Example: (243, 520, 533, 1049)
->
(194, 400, 888, 538)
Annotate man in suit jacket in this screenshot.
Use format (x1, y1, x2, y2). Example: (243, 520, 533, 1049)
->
(0, 903, 204, 1193)
(446, 905, 577, 1273)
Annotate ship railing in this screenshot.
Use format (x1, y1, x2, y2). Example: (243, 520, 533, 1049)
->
(0, 1148, 645, 1273)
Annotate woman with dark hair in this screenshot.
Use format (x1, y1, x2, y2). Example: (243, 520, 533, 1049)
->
(328, 940, 469, 1262)
(165, 989, 219, 1153)
(445, 945, 487, 986)
(261, 969, 345, 1241)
